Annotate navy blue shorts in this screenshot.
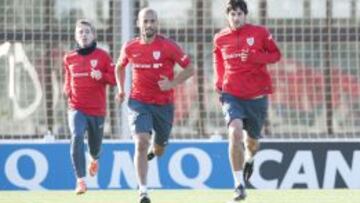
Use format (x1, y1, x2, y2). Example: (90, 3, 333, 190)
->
(220, 93, 268, 139)
(128, 98, 174, 146)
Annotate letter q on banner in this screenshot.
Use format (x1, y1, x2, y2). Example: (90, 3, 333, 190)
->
(168, 148, 212, 189)
(5, 149, 48, 190)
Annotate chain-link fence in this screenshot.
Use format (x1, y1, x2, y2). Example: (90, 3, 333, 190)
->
(1, 0, 360, 140)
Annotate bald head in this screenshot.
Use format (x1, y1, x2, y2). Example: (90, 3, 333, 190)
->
(137, 8, 159, 42)
(138, 8, 158, 21)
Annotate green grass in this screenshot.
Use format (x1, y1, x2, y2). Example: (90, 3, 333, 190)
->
(0, 189, 359, 203)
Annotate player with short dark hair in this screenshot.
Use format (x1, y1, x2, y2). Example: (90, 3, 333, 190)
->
(63, 19, 116, 195)
(115, 8, 195, 203)
(213, 0, 281, 201)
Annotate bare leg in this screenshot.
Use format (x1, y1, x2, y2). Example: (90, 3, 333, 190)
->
(133, 133, 151, 193)
(228, 119, 245, 186)
(228, 119, 247, 201)
(243, 134, 259, 183)
(244, 135, 259, 162)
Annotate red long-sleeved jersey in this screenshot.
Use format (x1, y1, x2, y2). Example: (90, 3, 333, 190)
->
(213, 23, 281, 99)
(63, 48, 116, 116)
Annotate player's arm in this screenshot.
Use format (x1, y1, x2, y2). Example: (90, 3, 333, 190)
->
(114, 44, 129, 103)
(173, 64, 195, 86)
(213, 41, 225, 93)
(115, 64, 126, 102)
(158, 41, 194, 91)
(159, 63, 195, 91)
(248, 28, 281, 64)
(63, 56, 71, 98)
(158, 64, 194, 91)
(99, 53, 116, 86)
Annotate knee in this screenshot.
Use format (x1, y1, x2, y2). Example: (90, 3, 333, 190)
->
(229, 126, 244, 142)
(71, 134, 83, 148)
(135, 137, 150, 152)
(153, 145, 165, 156)
(228, 120, 244, 140)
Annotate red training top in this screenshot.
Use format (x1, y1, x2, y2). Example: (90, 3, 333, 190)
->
(118, 35, 191, 104)
(63, 48, 116, 116)
(213, 23, 281, 99)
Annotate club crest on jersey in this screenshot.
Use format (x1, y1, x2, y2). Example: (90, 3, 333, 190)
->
(153, 51, 161, 60)
(246, 37, 254, 46)
(90, 59, 98, 68)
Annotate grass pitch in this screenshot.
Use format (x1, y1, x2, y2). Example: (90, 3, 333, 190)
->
(0, 189, 359, 203)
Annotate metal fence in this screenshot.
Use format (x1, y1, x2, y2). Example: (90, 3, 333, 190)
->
(1, 0, 360, 140)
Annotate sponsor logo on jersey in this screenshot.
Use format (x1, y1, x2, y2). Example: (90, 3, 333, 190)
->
(153, 51, 161, 60)
(223, 53, 242, 60)
(153, 63, 163, 69)
(246, 37, 254, 46)
(133, 63, 152, 69)
(133, 63, 163, 69)
(72, 72, 89, 78)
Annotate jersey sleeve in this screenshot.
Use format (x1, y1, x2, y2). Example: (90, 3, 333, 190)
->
(213, 37, 225, 92)
(100, 52, 116, 86)
(63, 56, 71, 97)
(167, 40, 191, 68)
(248, 27, 281, 64)
(116, 42, 129, 69)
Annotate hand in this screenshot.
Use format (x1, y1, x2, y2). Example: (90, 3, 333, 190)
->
(115, 91, 125, 103)
(158, 75, 173, 91)
(63, 89, 71, 98)
(215, 88, 222, 94)
(90, 69, 102, 80)
(240, 49, 249, 62)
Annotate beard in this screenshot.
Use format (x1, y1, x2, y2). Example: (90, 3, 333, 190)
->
(143, 28, 156, 39)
